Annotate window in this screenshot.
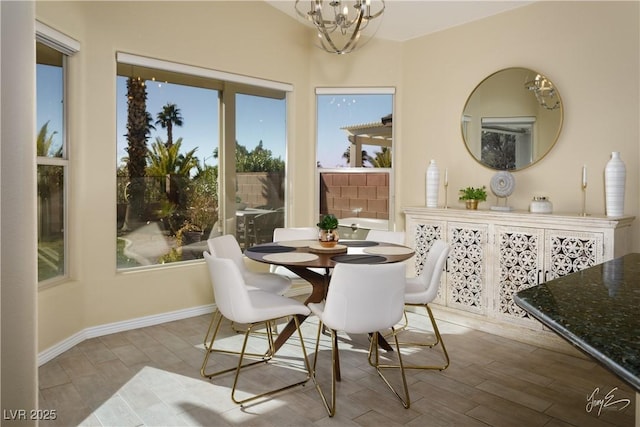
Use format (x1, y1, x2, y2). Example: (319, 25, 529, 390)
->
(116, 54, 290, 269)
(481, 117, 534, 170)
(36, 23, 79, 285)
(316, 88, 394, 239)
(234, 93, 286, 247)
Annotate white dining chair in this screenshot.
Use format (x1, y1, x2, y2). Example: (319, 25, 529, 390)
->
(207, 234, 291, 295)
(308, 263, 410, 417)
(200, 252, 312, 405)
(400, 239, 451, 370)
(366, 229, 413, 325)
(365, 229, 405, 245)
(272, 226, 318, 243)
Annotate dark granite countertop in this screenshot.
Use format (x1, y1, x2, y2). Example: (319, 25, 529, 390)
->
(515, 253, 640, 393)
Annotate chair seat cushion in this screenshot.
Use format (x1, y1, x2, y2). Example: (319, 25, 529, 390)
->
(404, 276, 432, 304)
(404, 276, 423, 293)
(229, 290, 310, 324)
(244, 271, 292, 295)
(307, 301, 326, 318)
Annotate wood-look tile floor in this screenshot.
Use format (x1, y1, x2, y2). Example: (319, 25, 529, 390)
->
(38, 308, 636, 426)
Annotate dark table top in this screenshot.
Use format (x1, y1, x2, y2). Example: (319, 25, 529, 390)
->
(515, 253, 640, 393)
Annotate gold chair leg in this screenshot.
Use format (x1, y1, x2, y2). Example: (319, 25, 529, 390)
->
(311, 320, 337, 417)
(312, 323, 410, 417)
(201, 309, 273, 379)
(200, 309, 227, 378)
(370, 327, 410, 409)
(231, 319, 280, 335)
(230, 316, 311, 405)
(382, 309, 410, 340)
(201, 310, 311, 405)
(394, 304, 450, 371)
(388, 310, 410, 334)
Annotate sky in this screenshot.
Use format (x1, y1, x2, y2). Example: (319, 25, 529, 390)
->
(115, 79, 392, 170)
(36, 64, 64, 154)
(37, 65, 392, 170)
(115, 77, 287, 169)
(317, 94, 392, 168)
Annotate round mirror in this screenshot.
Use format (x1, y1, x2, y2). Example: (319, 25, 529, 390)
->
(461, 67, 563, 171)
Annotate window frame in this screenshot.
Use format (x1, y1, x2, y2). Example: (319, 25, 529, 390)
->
(314, 87, 396, 231)
(115, 53, 292, 271)
(481, 116, 535, 170)
(36, 21, 79, 288)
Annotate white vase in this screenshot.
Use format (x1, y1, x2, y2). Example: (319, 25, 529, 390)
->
(604, 151, 626, 217)
(426, 159, 440, 208)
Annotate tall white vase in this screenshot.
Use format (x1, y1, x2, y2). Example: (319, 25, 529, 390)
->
(426, 159, 440, 208)
(604, 151, 626, 217)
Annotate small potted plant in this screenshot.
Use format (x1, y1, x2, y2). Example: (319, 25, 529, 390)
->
(317, 214, 340, 248)
(459, 186, 487, 210)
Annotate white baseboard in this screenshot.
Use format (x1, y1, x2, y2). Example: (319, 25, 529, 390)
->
(39, 289, 581, 367)
(37, 285, 312, 367)
(37, 304, 215, 366)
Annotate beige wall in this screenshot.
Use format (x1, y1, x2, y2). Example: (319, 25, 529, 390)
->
(33, 1, 639, 354)
(399, 1, 639, 227)
(2, 0, 39, 416)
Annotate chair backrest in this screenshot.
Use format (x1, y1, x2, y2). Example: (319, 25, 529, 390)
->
(365, 230, 405, 245)
(273, 227, 318, 242)
(419, 240, 451, 301)
(203, 251, 252, 323)
(321, 263, 406, 334)
(207, 234, 247, 274)
(252, 210, 285, 244)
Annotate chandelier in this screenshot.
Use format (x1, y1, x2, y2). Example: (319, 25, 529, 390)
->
(525, 74, 560, 110)
(295, 0, 385, 55)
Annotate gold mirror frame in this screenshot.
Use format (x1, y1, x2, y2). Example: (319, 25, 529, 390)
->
(461, 67, 563, 171)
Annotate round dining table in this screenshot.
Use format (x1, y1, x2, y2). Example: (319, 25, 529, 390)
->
(244, 239, 415, 379)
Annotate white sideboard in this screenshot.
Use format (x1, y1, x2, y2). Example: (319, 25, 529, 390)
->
(403, 207, 635, 348)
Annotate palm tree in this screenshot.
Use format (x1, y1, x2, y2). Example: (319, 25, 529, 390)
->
(122, 76, 151, 231)
(155, 103, 184, 148)
(370, 147, 392, 168)
(147, 137, 199, 214)
(342, 146, 370, 167)
(147, 137, 199, 177)
(36, 121, 62, 157)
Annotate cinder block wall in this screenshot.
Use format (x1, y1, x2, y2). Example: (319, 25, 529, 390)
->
(236, 172, 284, 208)
(319, 172, 389, 219)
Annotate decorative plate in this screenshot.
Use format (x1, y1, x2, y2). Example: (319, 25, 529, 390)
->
(309, 243, 348, 254)
(363, 246, 414, 256)
(490, 171, 516, 198)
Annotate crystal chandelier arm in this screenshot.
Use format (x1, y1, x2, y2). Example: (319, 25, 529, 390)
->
(315, 2, 364, 54)
(340, 10, 366, 52)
